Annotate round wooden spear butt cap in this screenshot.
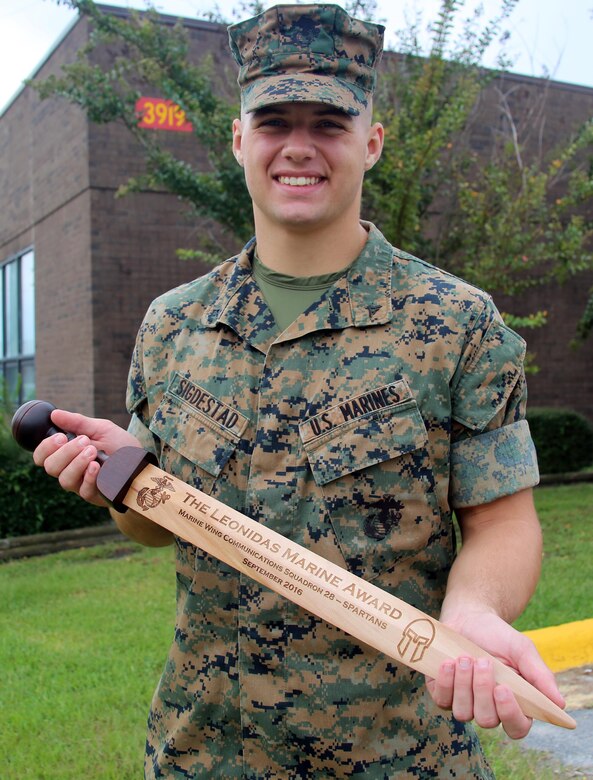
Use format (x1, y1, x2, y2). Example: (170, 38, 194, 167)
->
(11, 400, 62, 451)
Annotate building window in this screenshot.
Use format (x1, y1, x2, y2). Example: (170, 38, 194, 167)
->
(1, 249, 35, 406)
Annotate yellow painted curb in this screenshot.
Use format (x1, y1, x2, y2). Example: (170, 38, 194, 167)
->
(524, 618, 593, 672)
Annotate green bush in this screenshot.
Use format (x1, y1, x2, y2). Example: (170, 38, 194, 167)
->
(0, 419, 108, 538)
(527, 407, 593, 475)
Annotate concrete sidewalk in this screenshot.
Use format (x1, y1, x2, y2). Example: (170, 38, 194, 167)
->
(519, 620, 593, 777)
(521, 708, 593, 777)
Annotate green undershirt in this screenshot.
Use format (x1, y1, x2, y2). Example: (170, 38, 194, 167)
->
(252, 252, 351, 331)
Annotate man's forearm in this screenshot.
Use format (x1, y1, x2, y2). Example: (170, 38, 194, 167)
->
(441, 488, 543, 626)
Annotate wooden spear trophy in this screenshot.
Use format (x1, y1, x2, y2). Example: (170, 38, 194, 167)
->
(12, 400, 576, 730)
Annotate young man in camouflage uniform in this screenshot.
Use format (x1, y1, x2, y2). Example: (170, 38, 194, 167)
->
(35, 4, 567, 778)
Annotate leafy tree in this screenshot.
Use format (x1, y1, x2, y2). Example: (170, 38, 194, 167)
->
(577, 291, 593, 340)
(39, 0, 593, 336)
(363, 0, 593, 334)
(48, 0, 253, 253)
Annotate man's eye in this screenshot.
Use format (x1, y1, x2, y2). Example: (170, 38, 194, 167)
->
(257, 118, 285, 128)
(318, 121, 345, 131)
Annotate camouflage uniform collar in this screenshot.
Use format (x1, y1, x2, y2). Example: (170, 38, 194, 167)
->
(202, 235, 257, 328)
(344, 221, 393, 327)
(203, 223, 393, 348)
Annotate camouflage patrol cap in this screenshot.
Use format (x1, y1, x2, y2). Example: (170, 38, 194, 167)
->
(228, 4, 384, 116)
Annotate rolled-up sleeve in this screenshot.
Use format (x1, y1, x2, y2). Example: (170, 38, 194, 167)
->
(450, 420, 539, 507)
(125, 306, 161, 459)
(449, 301, 540, 508)
(127, 411, 159, 456)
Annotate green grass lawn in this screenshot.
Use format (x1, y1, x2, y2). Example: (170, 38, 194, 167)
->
(0, 543, 175, 780)
(0, 483, 591, 779)
(514, 483, 593, 631)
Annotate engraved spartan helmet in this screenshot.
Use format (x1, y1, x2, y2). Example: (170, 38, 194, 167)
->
(397, 619, 436, 664)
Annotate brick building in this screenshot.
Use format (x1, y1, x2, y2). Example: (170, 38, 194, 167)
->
(1, 4, 592, 428)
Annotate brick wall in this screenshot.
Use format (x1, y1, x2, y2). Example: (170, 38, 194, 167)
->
(1, 17, 94, 415)
(88, 188, 216, 424)
(80, 13, 240, 425)
(496, 274, 593, 421)
(469, 73, 593, 422)
(35, 192, 95, 413)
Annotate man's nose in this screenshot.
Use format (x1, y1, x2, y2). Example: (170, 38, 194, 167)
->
(281, 128, 317, 160)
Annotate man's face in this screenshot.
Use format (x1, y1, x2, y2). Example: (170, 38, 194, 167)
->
(232, 102, 383, 235)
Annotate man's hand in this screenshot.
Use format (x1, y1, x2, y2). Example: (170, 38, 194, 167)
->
(425, 489, 567, 738)
(33, 409, 140, 507)
(425, 611, 566, 739)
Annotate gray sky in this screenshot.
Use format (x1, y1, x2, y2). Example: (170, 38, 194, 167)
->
(1, 0, 592, 113)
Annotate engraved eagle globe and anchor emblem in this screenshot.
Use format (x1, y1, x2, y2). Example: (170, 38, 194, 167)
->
(137, 475, 176, 511)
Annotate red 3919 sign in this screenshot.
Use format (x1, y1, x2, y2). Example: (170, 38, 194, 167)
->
(136, 96, 193, 133)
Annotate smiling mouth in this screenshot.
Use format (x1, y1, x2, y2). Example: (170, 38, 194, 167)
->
(277, 176, 323, 187)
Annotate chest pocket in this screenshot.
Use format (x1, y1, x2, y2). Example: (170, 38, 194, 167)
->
(300, 385, 441, 582)
(149, 375, 248, 495)
(149, 376, 249, 578)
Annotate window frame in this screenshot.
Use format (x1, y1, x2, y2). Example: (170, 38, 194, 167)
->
(1, 247, 35, 407)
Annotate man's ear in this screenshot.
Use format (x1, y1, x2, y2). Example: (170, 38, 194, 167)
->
(365, 122, 384, 172)
(232, 118, 244, 167)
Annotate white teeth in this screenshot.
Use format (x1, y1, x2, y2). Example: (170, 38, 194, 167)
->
(278, 176, 321, 186)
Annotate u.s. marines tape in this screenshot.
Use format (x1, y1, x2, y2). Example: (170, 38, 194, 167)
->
(97, 447, 576, 731)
